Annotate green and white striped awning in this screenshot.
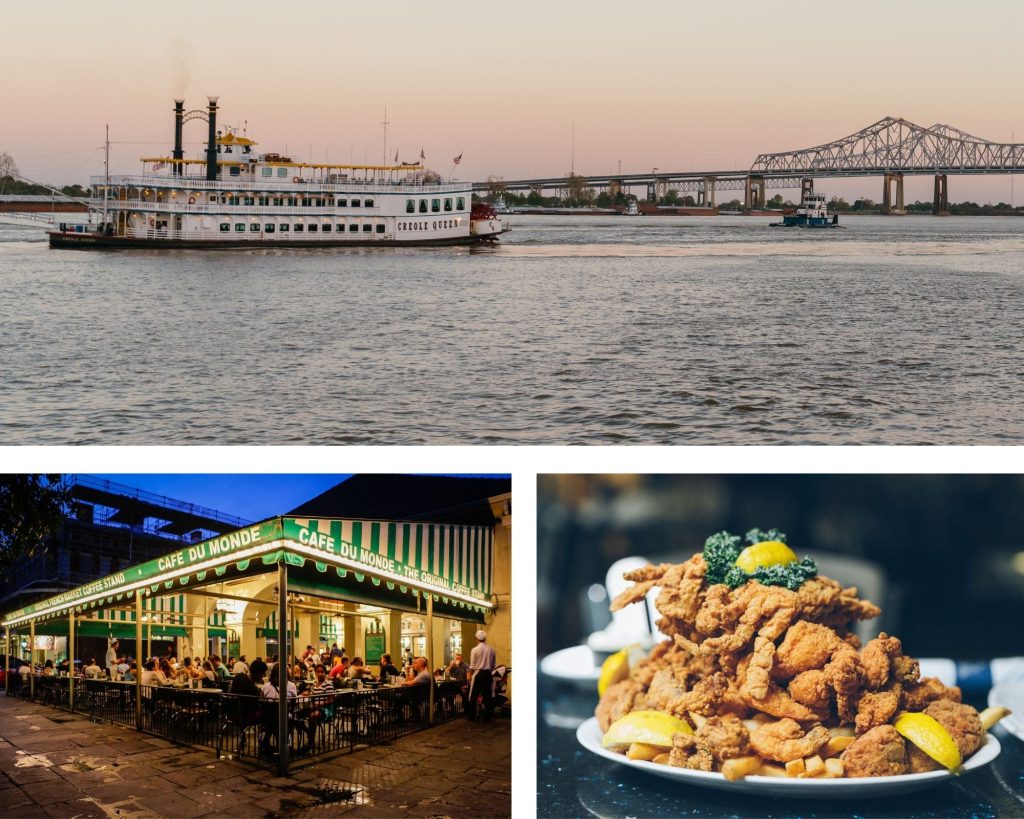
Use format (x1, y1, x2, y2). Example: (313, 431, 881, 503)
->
(2, 515, 496, 628)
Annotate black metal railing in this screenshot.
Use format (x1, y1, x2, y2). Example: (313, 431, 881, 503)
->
(12, 675, 466, 768)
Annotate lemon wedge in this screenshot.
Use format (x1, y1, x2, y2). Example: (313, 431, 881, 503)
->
(893, 712, 962, 772)
(735, 540, 798, 573)
(597, 649, 631, 697)
(602, 710, 692, 749)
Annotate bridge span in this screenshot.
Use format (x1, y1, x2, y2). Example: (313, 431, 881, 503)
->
(476, 117, 1024, 213)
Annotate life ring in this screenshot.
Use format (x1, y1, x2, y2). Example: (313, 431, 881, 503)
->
(293, 176, 302, 183)
(149, 217, 155, 227)
(188, 196, 196, 205)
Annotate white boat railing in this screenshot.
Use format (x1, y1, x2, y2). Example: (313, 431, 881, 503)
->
(93, 175, 467, 194)
(117, 226, 396, 242)
(97, 201, 397, 217)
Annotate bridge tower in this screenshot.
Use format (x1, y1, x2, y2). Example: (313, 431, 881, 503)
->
(882, 173, 905, 214)
(744, 176, 766, 211)
(932, 175, 949, 215)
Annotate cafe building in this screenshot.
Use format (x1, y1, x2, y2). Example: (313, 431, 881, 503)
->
(1, 477, 511, 773)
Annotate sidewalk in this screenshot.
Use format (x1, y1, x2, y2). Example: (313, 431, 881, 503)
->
(0, 693, 511, 818)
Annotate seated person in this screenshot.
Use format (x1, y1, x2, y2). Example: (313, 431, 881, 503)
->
(328, 656, 350, 680)
(446, 653, 469, 682)
(402, 657, 432, 686)
(348, 657, 375, 681)
(379, 653, 400, 680)
(83, 658, 103, 679)
(201, 660, 218, 685)
(123, 662, 137, 682)
(297, 664, 334, 750)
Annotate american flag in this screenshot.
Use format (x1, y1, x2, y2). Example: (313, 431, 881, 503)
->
(420, 148, 426, 161)
(152, 161, 166, 171)
(394, 149, 399, 162)
(452, 153, 463, 166)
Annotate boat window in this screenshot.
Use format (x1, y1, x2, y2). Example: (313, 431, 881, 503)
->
(419, 199, 428, 213)
(277, 167, 288, 178)
(234, 223, 246, 232)
(375, 224, 385, 234)
(431, 199, 440, 212)
(308, 224, 318, 233)
(406, 199, 415, 213)
(258, 196, 269, 206)
(244, 197, 255, 206)
(265, 224, 275, 233)
(287, 197, 297, 207)
(351, 199, 361, 208)
(294, 223, 304, 232)
(338, 198, 347, 208)
(273, 198, 282, 206)
(362, 223, 372, 232)
(280, 224, 290, 232)
(229, 167, 241, 176)
(336, 224, 346, 232)
(209, 195, 218, 203)
(364, 199, 374, 208)
(302, 198, 311, 207)
(219, 223, 230, 232)
(262, 167, 273, 177)
(456, 197, 465, 210)
(348, 224, 358, 232)
(444, 198, 453, 211)
(249, 223, 260, 232)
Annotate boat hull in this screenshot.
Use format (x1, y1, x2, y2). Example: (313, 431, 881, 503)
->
(772, 215, 839, 228)
(48, 230, 504, 250)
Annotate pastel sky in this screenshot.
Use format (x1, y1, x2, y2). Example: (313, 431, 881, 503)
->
(4, 0, 1024, 203)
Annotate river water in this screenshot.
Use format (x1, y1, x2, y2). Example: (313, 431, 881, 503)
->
(2, 214, 1022, 444)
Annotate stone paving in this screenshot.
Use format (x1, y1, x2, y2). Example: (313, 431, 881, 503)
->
(0, 693, 510, 818)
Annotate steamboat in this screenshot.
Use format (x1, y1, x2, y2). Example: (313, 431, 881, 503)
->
(48, 97, 506, 249)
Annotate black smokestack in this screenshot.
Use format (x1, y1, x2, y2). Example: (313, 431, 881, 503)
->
(173, 99, 184, 177)
(205, 96, 219, 181)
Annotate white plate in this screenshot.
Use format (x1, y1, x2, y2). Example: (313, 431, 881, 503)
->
(989, 680, 1024, 743)
(540, 645, 601, 689)
(576, 717, 1001, 799)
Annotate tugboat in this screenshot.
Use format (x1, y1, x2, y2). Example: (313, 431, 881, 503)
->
(772, 183, 839, 228)
(48, 96, 507, 249)
(623, 198, 641, 216)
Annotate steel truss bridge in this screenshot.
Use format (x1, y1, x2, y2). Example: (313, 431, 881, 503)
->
(476, 117, 1024, 213)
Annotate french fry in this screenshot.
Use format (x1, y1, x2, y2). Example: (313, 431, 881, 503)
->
(754, 762, 788, 777)
(626, 742, 665, 761)
(652, 753, 671, 765)
(689, 712, 707, 730)
(785, 758, 806, 777)
(828, 726, 855, 737)
(803, 755, 826, 777)
(721, 756, 762, 781)
(822, 736, 854, 757)
(979, 706, 1012, 732)
(824, 758, 844, 778)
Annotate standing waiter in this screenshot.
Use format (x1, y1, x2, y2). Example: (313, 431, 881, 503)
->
(467, 629, 497, 721)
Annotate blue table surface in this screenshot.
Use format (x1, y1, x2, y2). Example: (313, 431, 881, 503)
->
(538, 676, 1024, 819)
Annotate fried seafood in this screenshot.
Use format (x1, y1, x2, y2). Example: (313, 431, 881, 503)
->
(595, 534, 1011, 780)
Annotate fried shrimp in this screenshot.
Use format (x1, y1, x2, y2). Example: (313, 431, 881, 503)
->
(749, 718, 831, 763)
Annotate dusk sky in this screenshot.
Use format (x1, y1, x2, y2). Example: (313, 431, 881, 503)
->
(5, 1, 1024, 203)
(92, 474, 349, 523)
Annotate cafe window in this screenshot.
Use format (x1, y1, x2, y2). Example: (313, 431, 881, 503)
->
(431, 199, 440, 212)
(456, 197, 465, 210)
(277, 167, 288, 178)
(219, 223, 230, 232)
(234, 223, 246, 232)
(444, 198, 453, 212)
(262, 167, 272, 177)
(406, 199, 415, 213)
(419, 199, 428, 213)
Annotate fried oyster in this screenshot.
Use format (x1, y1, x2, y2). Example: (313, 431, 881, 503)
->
(596, 544, 1002, 779)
